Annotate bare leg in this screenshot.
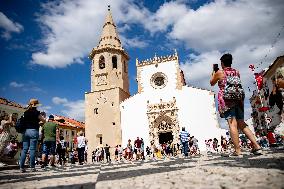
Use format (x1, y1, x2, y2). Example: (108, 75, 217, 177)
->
(227, 118, 241, 154)
(237, 120, 261, 150)
(42, 154, 46, 166)
(50, 155, 55, 165)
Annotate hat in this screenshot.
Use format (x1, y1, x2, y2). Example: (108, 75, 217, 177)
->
(28, 99, 42, 107)
(77, 131, 83, 136)
(49, 115, 54, 119)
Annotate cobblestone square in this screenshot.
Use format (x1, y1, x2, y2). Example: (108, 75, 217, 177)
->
(0, 148, 283, 189)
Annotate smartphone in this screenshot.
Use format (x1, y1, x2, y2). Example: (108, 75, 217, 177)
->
(213, 64, 219, 72)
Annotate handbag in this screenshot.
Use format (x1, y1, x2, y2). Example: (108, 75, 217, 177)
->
(15, 115, 26, 133)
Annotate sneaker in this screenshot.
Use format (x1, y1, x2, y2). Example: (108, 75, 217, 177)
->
(0, 162, 7, 167)
(20, 168, 26, 173)
(251, 148, 262, 155)
(31, 168, 37, 172)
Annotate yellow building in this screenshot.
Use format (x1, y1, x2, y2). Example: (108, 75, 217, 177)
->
(53, 115, 85, 150)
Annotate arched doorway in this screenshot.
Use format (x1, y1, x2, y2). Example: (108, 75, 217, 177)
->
(147, 98, 180, 146)
(159, 131, 173, 144)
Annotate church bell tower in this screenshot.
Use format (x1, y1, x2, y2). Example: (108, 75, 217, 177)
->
(85, 6, 130, 157)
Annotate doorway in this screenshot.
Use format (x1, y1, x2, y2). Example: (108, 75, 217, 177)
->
(159, 132, 173, 144)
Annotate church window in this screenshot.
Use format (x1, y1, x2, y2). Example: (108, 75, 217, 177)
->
(154, 77, 165, 86)
(150, 72, 168, 89)
(112, 56, 117, 69)
(100, 137, 103, 144)
(99, 56, 105, 69)
(94, 108, 98, 114)
(123, 61, 127, 73)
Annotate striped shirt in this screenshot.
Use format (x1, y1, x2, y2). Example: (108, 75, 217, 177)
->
(180, 130, 189, 142)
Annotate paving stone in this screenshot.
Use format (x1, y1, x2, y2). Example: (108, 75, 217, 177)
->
(0, 149, 283, 189)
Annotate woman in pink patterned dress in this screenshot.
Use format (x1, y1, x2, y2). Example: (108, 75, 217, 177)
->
(210, 53, 261, 156)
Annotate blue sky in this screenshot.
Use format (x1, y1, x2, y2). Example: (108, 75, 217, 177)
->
(1, 0, 284, 126)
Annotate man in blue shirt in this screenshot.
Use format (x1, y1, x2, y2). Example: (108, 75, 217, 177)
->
(180, 127, 189, 157)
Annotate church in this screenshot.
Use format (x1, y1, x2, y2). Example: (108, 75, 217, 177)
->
(85, 8, 221, 156)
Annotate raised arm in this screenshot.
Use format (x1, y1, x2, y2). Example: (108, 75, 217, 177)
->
(210, 70, 223, 86)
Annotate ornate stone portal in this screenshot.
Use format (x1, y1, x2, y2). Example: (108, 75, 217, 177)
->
(147, 97, 180, 145)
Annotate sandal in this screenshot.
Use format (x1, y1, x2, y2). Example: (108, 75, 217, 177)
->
(229, 151, 243, 157)
(251, 148, 262, 155)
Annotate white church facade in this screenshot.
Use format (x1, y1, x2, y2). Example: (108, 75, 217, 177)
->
(85, 8, 222, 156)
(120, 53, 221, 151)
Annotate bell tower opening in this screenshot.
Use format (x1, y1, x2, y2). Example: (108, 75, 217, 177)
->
(159, 132, 173, 144)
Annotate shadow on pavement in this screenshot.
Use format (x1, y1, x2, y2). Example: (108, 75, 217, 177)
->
(0, 169, 100, 185)
(41, 182, 96, 189)
(203, 153, 284, 170)
(96, 158, 195, 182)
(99, 162, 144, 172)
(97, 165, 193, 182)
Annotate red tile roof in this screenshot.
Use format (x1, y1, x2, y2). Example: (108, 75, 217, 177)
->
(53, 115, 85, 129)
(0, 97, 26, 109)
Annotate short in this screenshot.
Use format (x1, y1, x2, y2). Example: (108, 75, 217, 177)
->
(136, 148, 141, 153)
(224, 105, 244, 120)
(42, 141, 56, 156)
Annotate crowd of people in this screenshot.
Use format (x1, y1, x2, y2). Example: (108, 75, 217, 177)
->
(0, 111, 19, 164)
(1, 101, 283, 172)
(0, 99, 89, 172)
(88, 132, 201, 163)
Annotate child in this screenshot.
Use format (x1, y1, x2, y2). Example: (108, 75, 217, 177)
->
(58, 136, 67, 165)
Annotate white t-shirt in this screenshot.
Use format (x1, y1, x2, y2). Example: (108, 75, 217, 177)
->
(77, 136, 86, 148)
(118, 147, 123, 154)
(3, 144, 12, 155)
(60, 140, 66, 148)
(0, 120, 8, 131)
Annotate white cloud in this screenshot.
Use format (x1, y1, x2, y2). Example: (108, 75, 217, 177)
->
(144, 0, 284, 51)
(9, 81, 24, 88)
(9, 81, 45, 93)
(52, 97, 68, 105)
(52, 97, 85, 121)
(120, 36, 148, 48)
(0, 12, 23, 40)
(31, 0, 150, 68)
(38, 106, 52, 114)
(143, 1, 188, 34)
(30, 0, 284, 69)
